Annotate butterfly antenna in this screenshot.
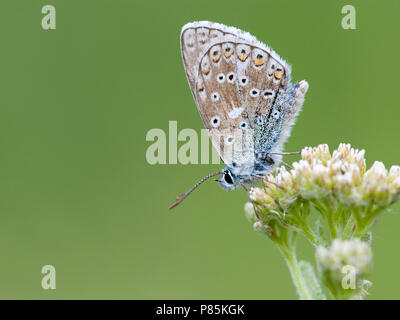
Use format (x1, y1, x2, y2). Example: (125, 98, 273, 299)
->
(268, 151, 301, 156)
(168, 171, 223, 210)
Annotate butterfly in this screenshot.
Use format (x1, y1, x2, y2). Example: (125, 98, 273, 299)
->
(169, 21, 308, 209)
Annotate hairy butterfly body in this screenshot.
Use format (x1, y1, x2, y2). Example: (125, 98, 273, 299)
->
(169, 21, 308, 209)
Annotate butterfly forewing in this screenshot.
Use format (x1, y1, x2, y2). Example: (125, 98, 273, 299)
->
(181, 21, 293, 174)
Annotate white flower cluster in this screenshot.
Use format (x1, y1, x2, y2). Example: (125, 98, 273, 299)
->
(316, 238, 372, 278)
(249, 144, 400, 211)
(245, 144, 391, 300)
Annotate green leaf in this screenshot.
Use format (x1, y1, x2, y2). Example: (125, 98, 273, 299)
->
(314, 218, 329, 246)
(360, 232, 373, 245)
(298, 260, 326, 300)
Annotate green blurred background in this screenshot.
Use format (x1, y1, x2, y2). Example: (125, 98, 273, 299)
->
(0, 0, 399, 299)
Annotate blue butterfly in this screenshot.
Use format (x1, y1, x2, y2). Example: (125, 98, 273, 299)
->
(170, 21, 308, 209)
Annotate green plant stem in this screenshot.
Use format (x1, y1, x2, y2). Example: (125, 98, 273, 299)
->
(343, 213, 357, 239)
(326, 214, 338, 239)
(279, 246, 314, 300)
(301, 223, 317, 245)
(275, 228, 315, 300)
(312, 199, 338, 239)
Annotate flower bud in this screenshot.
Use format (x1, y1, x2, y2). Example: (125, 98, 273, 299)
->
(244, 202, 256, 223)
(316, 238, 372, 279)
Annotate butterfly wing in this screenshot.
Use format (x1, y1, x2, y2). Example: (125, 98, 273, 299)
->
(181, 21, 306, 175)
(181, 22, 254, 173)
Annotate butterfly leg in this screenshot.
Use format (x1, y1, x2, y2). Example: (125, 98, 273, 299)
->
(251, 174, 284, 190)
(279, 160, 294, 170)
(243, 193, 274, 237)
(240, 180, 274, 237)
(260, 152, 295, 170)
(239, 180, 263, 222)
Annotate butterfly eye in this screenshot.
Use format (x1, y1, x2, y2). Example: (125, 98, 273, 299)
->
(217, 73, 225, 83)
(240, 121, 248, 129)
(257, 116, 264, 126)
(250, 88, 260, 98)
(210, 92, 220, 102)
(210, 116, 220, 128)
(224, 171, 234, 184)
(227, 72, 236, 83)
(273, 110, 280, 119)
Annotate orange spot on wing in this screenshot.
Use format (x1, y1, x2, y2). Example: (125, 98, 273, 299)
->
(224, 52, 233, 58)
(274, 71, 283, 80)
(239, 54, 248, 62)
(255, 59, 264, 66)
